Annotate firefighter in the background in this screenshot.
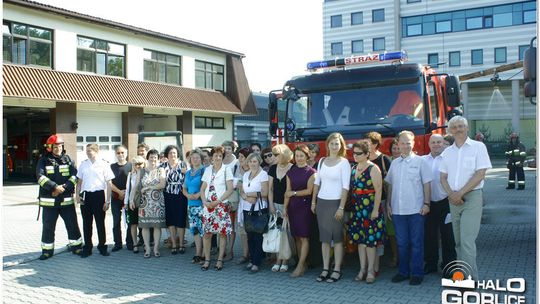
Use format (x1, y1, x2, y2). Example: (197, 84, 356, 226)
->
(36, 135, 83, 260)
(505, 133, 527, 190)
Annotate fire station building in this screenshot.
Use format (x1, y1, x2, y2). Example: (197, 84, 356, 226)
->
(3, 0, 256, 179)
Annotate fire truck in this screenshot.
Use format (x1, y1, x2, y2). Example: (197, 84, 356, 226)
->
(268, 51, 462, 158)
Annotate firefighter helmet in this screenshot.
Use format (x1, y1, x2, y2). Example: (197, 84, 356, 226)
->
(45, 134, 64, 152)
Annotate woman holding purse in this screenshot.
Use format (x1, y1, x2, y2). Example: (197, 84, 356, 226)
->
(183, 149, 205, 264)
(238, 153, 270, 273)
(200, 146, 234, 271)
(126, 155, 146, 254)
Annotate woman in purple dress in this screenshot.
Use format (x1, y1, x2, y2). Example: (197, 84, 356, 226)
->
(284, 145, 316, 278)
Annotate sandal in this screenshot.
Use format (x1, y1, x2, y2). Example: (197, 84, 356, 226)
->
(366, 271, 376, 284)
(154, 250, 160, 258)
(355, 269, 366, 281)
(279, 264, 289, 272)
(271, 264, 281, 272)
(326, 270, 342, 283)
(178, 246, 185, 255)
(192, 256, 201, 264)
(133, 246, 139, 254)
(245, 262, 254, 270)
(316, 269, 330, 282)
(201, 260, 211, 271)
(215, 259, 223, 271)
(144, 252, 151, 259)
(171, 247, 178, 255)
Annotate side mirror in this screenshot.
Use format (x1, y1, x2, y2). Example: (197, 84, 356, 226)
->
(524, 46, 536, 97)
(445, 76, 461, 107)
(269, 92, 278, 135)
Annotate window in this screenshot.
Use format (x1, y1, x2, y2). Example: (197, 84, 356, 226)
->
(407, 24, 422, 36)
(143, 50, 181, 85)
(428, 53, 439, 66)
(484, 15, 493, 28)
(194, 116, 225, 129)
(3, 21, 52, 67)
(111, 136, 121, 142)
(331, 15, 342, 28)
(519, 45, 529, 61)
(466, 17, 483, 29)
(85, 136, 97, 142)
(351, 40, 363, 54)
(493, 13, 513, 27)
(372, 9, 385, 22)
(471, 49, 483, 65)
(436, 20, 451, 33)
(331, 42, 343, 55)
(523, 9, 536, 23)
(76, 136, 84, 142)
(494, 47, 507, 63)
(449, 51, 461, 67)
(407, 0, 421, 3)
(77, 36, 125, 77)
(351, 12, 363, 25)
(373, 37, 385, 51)
(195, 60, 224, 91)
(99, 136, 109, 142)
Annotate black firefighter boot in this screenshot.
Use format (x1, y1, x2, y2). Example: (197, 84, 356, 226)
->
(506, 181, 515, 189)
(517, 183, 525, 190)
(39, 249, 54, 260)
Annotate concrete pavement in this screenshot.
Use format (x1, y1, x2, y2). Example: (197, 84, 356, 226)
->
(1, 165, 536, 303)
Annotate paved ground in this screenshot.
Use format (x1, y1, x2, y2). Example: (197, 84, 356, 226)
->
(1, 164, 536, 303)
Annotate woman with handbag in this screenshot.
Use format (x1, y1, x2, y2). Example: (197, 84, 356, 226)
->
(222, 141, 239, 261)
(239, 153, 270, 273)
(284, 145, 316, 277)
(183, 149, 205, 264)
(268, 144, 293, 272)
(199, 146, 234, 271)
(348, 141, 385, 284)
(311, 132, 351, 283)
(234, 147, 252, 264)
(126, 155, 146, 254)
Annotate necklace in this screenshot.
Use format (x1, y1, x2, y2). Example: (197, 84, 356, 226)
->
(248, 168, 261, 187)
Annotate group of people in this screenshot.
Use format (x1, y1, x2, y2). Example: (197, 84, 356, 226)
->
(36, 115, 492, 286)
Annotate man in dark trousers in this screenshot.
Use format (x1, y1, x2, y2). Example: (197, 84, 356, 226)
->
(505, 133, 527, 190)
(36, 134, 82, 260)
(76, 144, 115, 257)
(110, 145, 132, 251)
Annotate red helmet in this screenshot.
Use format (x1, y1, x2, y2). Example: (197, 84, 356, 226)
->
(45, 134, 64, 152)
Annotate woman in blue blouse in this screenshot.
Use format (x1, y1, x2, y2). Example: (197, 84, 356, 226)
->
(183, 149, 205, 263)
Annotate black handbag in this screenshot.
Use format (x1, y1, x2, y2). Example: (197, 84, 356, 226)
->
(244, 192, 269, 234)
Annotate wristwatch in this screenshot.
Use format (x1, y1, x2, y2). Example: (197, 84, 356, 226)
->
(293, 191, 297, 196)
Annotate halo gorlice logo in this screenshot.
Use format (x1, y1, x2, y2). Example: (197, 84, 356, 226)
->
(441, 261, 526, 304)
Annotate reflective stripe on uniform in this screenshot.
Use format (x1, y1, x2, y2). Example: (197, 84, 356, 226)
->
(38, 176, 50, 187)
(508, 180, 515, 184)
(41, 242, 54, 250)
(519, 152, 527, 156)
(69, 237, 83, 246)
(69, 176, 77, 186)
(518, 181, 525, 185)
(39, 197, 74, 206)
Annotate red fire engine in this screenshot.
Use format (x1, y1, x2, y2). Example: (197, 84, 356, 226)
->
(268, 51, 462, 158)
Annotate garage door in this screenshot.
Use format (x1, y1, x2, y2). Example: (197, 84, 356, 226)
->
(76, 110, 122, 166)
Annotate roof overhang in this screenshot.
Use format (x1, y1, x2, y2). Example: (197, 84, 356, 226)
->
(3, 64, 242, 114)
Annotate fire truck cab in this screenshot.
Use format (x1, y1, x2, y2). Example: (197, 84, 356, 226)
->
(269, 51, 462, 158)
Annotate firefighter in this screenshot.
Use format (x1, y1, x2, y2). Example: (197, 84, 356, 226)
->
(36, 134, 83, 260)
(505, 133, 527, 190)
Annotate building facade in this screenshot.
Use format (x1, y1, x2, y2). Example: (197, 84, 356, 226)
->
(3, 0, 256, 178)
(323, 0, 536, 150)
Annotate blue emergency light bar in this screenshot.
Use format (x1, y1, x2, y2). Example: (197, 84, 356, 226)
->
(307, 50, 408, 71)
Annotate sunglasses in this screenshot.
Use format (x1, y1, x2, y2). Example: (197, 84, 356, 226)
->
(135, 162, 144, 166)
(263, 153, 273, 159)
(353, 152, 365, 156)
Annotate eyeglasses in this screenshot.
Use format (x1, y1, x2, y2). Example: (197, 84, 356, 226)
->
(353, 152, 365, 156)
(263, 153, 273, 159)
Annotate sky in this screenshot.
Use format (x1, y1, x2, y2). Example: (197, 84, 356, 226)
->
(35, 0, 324, 94)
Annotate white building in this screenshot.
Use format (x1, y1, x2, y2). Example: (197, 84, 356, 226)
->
(323, 0, 536, 149)
(3, 0, 256, 178)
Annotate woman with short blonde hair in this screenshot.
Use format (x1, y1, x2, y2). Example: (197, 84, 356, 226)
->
(126, 156, 146, 253)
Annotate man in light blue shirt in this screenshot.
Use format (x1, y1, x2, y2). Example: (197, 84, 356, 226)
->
(386, 131, 432, 286)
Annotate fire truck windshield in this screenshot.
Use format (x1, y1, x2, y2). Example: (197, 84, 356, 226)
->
(287, 78, 425, 141)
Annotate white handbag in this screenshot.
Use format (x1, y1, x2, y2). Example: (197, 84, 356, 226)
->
(262, 213, 281, 253)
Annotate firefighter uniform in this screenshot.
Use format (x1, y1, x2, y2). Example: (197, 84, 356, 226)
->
(37, 151, 82, 259)
(505, 134, 527, 190)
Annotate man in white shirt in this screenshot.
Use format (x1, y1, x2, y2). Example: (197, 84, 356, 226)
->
(386, 131, 432, 286)
(440, 116, 492, 280)
(422, 134, 456, 275)
(76, 144, 115, 258)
